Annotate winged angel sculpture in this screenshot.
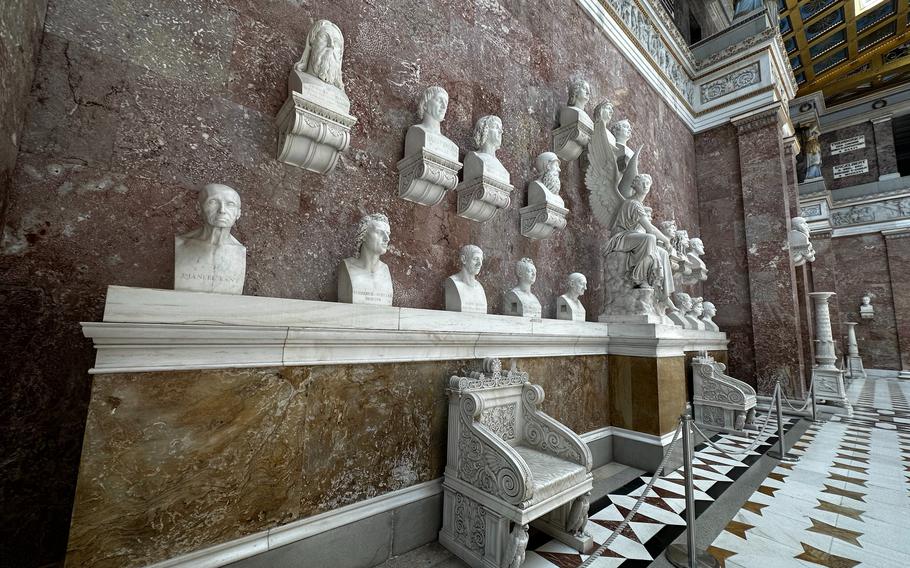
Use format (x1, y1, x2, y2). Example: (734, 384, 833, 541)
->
(586, 110, 680, 322)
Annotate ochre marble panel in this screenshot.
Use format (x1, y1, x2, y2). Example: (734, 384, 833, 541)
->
(885, 232, 910, 371)
(609, 355, 686, 436)
(65, 355, 609, 567)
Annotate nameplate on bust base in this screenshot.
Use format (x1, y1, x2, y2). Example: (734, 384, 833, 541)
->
(556, 296, 584, 321)
(503, 290, 542, 319)
(174, 237, 246, 295)
(445, 277, 487, 314)
(338, 258, 393, 306)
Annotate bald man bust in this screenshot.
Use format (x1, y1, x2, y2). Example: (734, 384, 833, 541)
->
(174, 183, 246, 294)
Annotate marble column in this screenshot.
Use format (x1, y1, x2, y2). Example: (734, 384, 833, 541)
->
(871, 116, 899, 181)
(732, 108, 805, 395)
(807, 231, 843, 360)
(844, 322, 866, 379)
(810, 292, 848, 406)
(883, 229, 910, 378)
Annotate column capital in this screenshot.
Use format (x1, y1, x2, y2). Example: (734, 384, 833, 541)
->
(731, 105, 786, 136)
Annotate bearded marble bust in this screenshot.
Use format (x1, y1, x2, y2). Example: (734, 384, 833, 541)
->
(527, 151, 564, 208)
(289, 19, 350, 113)
(174, 183, 246, 294)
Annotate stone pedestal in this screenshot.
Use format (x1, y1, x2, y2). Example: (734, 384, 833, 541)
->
(810, 292, 848, 407)
(844, 322, 866, 379)
(276, 91, 356, 175)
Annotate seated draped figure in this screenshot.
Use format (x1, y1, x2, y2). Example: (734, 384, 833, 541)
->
(174, 183, 246, 295)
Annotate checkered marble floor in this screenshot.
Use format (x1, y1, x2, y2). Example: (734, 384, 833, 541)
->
(520, 416, 796, 568)
(708, 375, 910, 568)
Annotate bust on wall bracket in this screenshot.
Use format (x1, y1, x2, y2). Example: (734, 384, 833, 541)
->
(520, 152, 569, 240)
(174, 183, 246, 294)
(338, 213, 393, 305)
(397, 86, 462, 206)
(456, 115, 514, 222)
(551, 78, 593, 162)
(277, 19, 357, 175)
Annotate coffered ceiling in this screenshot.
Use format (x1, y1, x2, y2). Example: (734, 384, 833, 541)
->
(779, 0, 910, 106)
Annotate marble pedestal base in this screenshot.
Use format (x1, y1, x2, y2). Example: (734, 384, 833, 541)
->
(847, 356, 866, 379)
(813, 366, 849, 408)
(798, 176, 827, 193)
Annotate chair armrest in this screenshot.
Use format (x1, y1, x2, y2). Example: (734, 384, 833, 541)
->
(520, 384, 593, 472)
(455, 392, 534, 505)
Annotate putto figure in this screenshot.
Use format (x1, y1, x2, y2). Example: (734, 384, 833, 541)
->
(503, 257, 542, 318)
(398, 86, 462, 206)
(444, 244, 487, 313)
(278, 19, 357, 174)
(557, 272, 587, 321)
(338, 213, 393, 305)
(456, 115, 514, 222)
(552, 78, 594, 161)
(174, 183, 246, 295)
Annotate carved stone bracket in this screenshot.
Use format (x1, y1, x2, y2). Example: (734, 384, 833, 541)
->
(519, 201, 568, 240)
(456, 176, 514, 223)
(551, 119, 593, 162)
(397, 150, 462, 206)
(276, 92, 357, 174)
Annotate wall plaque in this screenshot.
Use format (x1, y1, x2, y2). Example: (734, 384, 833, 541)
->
(833, 159, 869, 179)
(830, 135, 865, 156)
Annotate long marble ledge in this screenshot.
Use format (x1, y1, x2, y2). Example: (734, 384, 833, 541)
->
(81, 286, 728, 373)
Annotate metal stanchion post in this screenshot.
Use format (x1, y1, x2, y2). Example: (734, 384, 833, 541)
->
(666, 404, 719, 568)
(768, 381, 799, 463)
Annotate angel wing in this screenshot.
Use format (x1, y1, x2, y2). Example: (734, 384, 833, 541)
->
(618, 146, 642, 198)
(585, 121, 623, 229)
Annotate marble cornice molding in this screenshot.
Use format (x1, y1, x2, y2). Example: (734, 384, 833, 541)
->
(882, 228, 910, 239)
(575, 0, 795, 134)
(81, 287, 728, 374)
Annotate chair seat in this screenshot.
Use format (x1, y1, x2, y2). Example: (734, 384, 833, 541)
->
(514, 445, 587, 504)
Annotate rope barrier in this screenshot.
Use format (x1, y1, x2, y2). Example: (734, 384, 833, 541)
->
(780, 373, 817, 413)
(576, 418, 684, 568)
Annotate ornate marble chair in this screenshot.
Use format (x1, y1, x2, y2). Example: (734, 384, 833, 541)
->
(439, 359, 594, 568)
(692, 353, 757, 433)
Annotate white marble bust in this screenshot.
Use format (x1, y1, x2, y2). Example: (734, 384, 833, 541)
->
(503, 257, 542, 318)
(405, 86, 459, 161)
(289, 19, 350, 113)
(609, 119, 635, 169)
(527, 151, 564, 208)
(174, 183, 246, 294)
(593, 101, 615, 141)
(688, 297, 707, 330)
(557, 272, 587, 321)
(338, 213, 393, 305)
(860, 294, 874, 319)
(445, 244, 488, 313)
(701, 300, 720, 332)
(559, 78, 592, 127)
(463, 115, 510, 184)
(668, 291, 693, 328)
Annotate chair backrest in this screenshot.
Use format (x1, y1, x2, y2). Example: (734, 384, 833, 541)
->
(448, 358, 529, 447)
